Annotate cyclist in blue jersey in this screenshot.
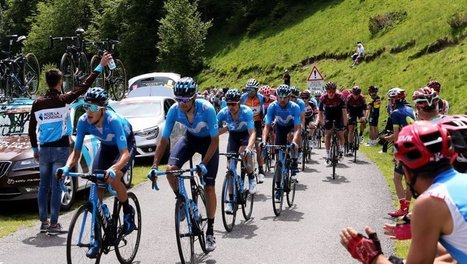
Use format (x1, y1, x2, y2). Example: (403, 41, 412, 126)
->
(260, 85, 301, 201)
(384, 88, 415, 218)
(57, 87, 136, 258)
(340, 121, 467, 264)
(289, 86, 307, 162)
(240, 78, 266, 183)
(218, 89, 257, 212)
(149, 77, 219, 252)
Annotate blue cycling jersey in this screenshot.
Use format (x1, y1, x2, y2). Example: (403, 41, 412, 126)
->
(162, 99, 218, 138)
(295, 98, 306, 113)
(217, 105, 255, 132)
(75, 110, 132, 151)
(391, 103, 415, 128)
(265, 101, 301, 127)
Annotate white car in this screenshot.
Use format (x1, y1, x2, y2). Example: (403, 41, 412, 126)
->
(128, 72, 180, 93)
(109, 95, 185, 161)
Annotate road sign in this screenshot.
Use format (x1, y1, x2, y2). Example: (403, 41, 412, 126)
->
(307, 66, 325, 92)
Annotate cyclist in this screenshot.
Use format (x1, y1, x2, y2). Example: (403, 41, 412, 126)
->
(340, 121, 467, 264)
(318, 82, 348, 166)
(301, 90, 319, 143)
(439, 115, 467, 173)
(217, 89, 257, 212)
(57, 87, 136, 258)
(345, 86, 367, 156)
(259, 85, 276, 114)
(412, 87, 444, 122)
(149, 77, 219, 252)
(427, 80, 449, 115)
(385, 88, 415, 218)
(365, 85, 381, 146)
(261, 84, 301, 198)
(313, 90, 322, 109)
(240, 78, 266, 183)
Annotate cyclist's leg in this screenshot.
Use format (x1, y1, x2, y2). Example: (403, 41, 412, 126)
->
(336, 117, 345, 156)
(167, 134, 194, 194)
(324, 118, 333, 160)
(254, 121, 265, 175)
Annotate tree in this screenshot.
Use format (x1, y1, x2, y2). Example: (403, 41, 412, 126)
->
(156, 0, 212, 76)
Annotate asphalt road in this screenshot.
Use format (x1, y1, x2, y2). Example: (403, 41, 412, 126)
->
(0, 134, 395, 264)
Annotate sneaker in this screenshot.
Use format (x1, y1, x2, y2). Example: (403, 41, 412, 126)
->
(224, 203, 234, 214)
(338, 151, 344, 160)
(345, 150, 353, 156)
(325, 159, 332, 167)
(86, 240, 100, 259)
(40, 221, 49, 233)
(257, 172, 265, 184)
(206, 234, 216, 252)
(123, 206, 136, 235)
(387, 208, 408, 218)
(359, 136, 364, 144)
(274, 190, 281, 203)
(47, 223, 63, 234)
(248, 178, 257, 194)
(291, 174, 298, 181)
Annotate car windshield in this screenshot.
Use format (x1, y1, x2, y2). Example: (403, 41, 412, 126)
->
(131, 77, 175, 89)
(0, 105, 31, 136)
(110, 101, 162, 118)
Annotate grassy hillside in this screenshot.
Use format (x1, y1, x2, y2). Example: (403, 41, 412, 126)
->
(198, 0, 465, 256)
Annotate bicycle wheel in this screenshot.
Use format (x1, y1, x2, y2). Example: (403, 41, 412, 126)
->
(286, 167, 296, 207)
(175, 198, 193, 264)
(115, 192, 141, 264)
(272, 163, 284, 216)
(66, 202, 103, 264)
(108, 59, 127, 100)
(221, 172, 236, 232)
(194, 186, 208, 254)
(353, 128, 359, 163)
(241, 175, 254, 220)
(24, 53, 40, 96)
(301, 138, 307, 171)
(60, 53, 75, 93)
(75, 52, 90, 84)
(90, 55, 105, 89)
(331, 138, 338, 180)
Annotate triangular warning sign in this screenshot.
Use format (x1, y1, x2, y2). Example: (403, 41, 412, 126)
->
(307, 66, 324, 81)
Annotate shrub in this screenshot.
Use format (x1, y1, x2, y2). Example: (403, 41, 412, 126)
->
(448, 12, 467, 30)
(369, 11, 408, 35)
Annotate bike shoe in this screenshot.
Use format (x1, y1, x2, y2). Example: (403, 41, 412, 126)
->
(86, 240, 100, 259)
(123, 206, 136, 235)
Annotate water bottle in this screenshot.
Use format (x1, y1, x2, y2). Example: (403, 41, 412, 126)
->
(108, 58, 116, 70)
(101, 204, 111, 222)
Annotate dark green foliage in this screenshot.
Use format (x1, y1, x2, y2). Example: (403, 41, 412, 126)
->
(156, 0, 212, 76)
(368, 10, 407, 36)
(448, 12, 467, 31)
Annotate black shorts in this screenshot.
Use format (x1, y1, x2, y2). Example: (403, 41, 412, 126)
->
(169, 132, 219, 186)
(92, 132, 136, 174)
(324, 115, 344, 130)
(254, 120, 262, 141)
(275, 124, 294, 145)
(227, 130, 250, 153)
(369, 114, 379, 126)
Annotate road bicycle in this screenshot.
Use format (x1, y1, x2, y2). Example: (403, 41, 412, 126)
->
(265, 144, 296, 216)
(301, 129, 311, 171)
(219, 152, 255, 232)
(329, 123, 340, 180)
(0, 35, 40, 100)
(263, 128, 276, 172)
(62, 172, 141, 264)
(313, 125, 324, 149)
(49, 28, 90, 93)
(88, 40, 127, 100)
(150, 161, 209, 264)
(347, 120, 362, 163)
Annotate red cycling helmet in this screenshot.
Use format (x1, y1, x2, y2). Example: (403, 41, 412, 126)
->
(438, 115, 467, 153)
(427, 80, 441, 93)
(412, 87, 439, 107)
(394, 121, 455, 169)
(259, 85, 272, 96)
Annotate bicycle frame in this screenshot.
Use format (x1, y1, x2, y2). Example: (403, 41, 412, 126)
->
(223, 153, 247, 206)
(267, 144, 291, 187)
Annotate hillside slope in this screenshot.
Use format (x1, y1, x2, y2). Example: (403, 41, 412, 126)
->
(199, 0, 466, 114)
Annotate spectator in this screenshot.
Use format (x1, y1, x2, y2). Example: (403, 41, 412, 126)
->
(29, 53, 112, 234)
(283, 69, 291, 85)
(351, 42, 364, 67)
(340, 121, 467, 264)
(365, 86, 381, 146)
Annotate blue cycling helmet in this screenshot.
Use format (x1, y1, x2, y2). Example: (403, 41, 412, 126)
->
(84, 87, 109, 106)
(174, 77, 198, 97)
(289, 86, 300, 97)
(245, 78, 260, 89)
(276, 84, 290, 97)
(225, 89, 241, 102)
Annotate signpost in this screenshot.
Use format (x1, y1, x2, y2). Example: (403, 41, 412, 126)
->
(306, 65, 325, 92)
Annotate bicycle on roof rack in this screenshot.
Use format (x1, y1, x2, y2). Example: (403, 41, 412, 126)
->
(0, 34, 40, 101)
(49, 28, 90, 93)
(88, 40, 127, 100)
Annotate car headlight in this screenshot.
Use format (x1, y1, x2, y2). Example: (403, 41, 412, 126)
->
(12, 158, 39, 171)
(135, 126, 159, 140)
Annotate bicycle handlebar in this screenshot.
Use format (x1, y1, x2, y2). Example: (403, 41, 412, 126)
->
(48, 36, 79, 49)
(148, 168, 200, 190)
(59, 172, 117, 196)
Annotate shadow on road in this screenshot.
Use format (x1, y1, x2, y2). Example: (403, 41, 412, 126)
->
(322, 175, 350, 184)
(22, 233, 66, 247)
(295, 183, 308, 191)
(218, 221, 258, 240)
(260, 206, 304, 222)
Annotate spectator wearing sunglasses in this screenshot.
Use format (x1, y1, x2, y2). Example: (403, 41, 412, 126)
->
(28, 53, 113, 235)
(149, 77, 219, 252)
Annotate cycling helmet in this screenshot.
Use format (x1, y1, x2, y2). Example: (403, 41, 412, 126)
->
(412, 87, 439, 107)
(259, 85, 272, 96)
(427, 80, 441, 93)
(368, 86, 379, 93)
(289, 86, 300, 97)
(438, 115, 467, 152)
(224, 89, 241, 102)
(245, 78, 260, 89)
(351, 86, 362, 95)
(276, 84, 290, 97)
(314, 90, 323, 97)
(325, 82, 337, 90)
(394, 121, 455, 169)
(387, 87, 406, 101)
(84, 87, 109, 106)
(174, 77, 198, 97)
(300, 90, 311, 98)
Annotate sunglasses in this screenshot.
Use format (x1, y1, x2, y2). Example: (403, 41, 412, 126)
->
(175, 97, 192, 103)
(301, 96, 310, 100)
(278, 96, 289, 99)
(83, 103, 103, 112)
(227, 102, 238, 107)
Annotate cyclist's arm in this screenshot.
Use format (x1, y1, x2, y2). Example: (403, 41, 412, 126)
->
(202, 105, 220, 165)
(217, 110, 228, 135)
(292, 125, 301, 145)
(246, 108, 256, 150)
(28, 102, 39, 152)
(247, 129, 256, 151)
(293, 105, 301, 144)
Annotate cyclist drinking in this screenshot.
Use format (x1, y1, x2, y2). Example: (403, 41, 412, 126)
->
(217, 89, 257, 212)
(241, 78, 266, 183)
(261, 84, 301, 199)
(318, 82, 348, 166)
(57, 87, 136, 258)
(345, 86, 367, 156)
(149, 77, 219, 252)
